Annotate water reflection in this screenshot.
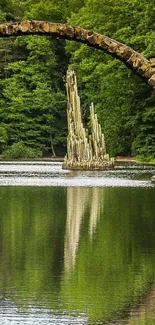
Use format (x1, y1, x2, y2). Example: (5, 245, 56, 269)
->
(126, 286, 155, 324)
(0, 185, 155, 324)
(62, 187, 155, 324)
(65, 187, 104, 272)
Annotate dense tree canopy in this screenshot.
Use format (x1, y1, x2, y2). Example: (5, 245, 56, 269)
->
(0, 0, 155, 159)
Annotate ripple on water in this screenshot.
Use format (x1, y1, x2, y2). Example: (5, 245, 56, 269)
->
(0, 305, 88, 325)
(0, 162, 154, 187)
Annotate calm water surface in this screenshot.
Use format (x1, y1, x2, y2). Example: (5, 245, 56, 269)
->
(0, 162, 155, 325)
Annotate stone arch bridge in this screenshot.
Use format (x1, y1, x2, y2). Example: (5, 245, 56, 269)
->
(0, 20, 155, 88)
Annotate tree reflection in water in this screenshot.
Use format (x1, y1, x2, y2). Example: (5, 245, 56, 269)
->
(62, 187, 155, 324)
(0, 186, 155, 325)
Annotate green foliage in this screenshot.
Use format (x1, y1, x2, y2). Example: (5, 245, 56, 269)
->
(66, 0, 155, 157)
(0, 0, 68, 157)
(0, 35, 67, 154)
(0, 0, 155, 158)
(2, 141, 42, 159)
(0, 10, 5, 21)
(0, 125, 8, 151)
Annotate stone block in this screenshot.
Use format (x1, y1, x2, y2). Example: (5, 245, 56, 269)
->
(74, 27, 88, 41)
(108, 41, 119, 53)
(0, 24, 8, 35)
(116, 45, 133, 60)
(143, 67, 155, 78)
(95, 34, 104, 46)
(49, 23, 59, 34)
(138, 61, 150, 75)
(64, 25, 74, 38)
(128, 53, 145, 69)
(42, 22, 50, 33)
(20, 20, 31, 33)
(148, 74, 155, 87)
(87, 33, 97, 45)
(149, 58, 155, 66)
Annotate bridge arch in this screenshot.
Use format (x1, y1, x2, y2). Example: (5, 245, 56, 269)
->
(0, 20, 155, 88)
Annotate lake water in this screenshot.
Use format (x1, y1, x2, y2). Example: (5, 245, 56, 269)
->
(0, 162, 155, 325)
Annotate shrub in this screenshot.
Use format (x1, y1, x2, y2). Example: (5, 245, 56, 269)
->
(2, 142, 42, 160)
(0, 126, 8, 152)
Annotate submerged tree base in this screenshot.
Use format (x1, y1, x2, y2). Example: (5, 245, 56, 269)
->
(62, 159, 114, 170)
(62, 166, 114, 171)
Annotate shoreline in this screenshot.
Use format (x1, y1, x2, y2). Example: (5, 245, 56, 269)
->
(0, 156, 155, 167)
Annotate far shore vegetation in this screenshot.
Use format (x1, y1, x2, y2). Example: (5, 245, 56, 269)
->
(0, 1, 155, 163)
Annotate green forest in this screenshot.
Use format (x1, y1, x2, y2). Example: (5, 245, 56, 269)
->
(0, 0, 155, 161)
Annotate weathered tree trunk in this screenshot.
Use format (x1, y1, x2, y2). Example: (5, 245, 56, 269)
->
(50, 136, 56, 157)
(63, 69, 114, 170)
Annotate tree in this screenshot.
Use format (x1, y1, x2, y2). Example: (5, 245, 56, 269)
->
(0, 0, 155, 159)
(0, 125, 8, 152)
(66, 0, 155, 158)
(0, 35, 66, 155)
